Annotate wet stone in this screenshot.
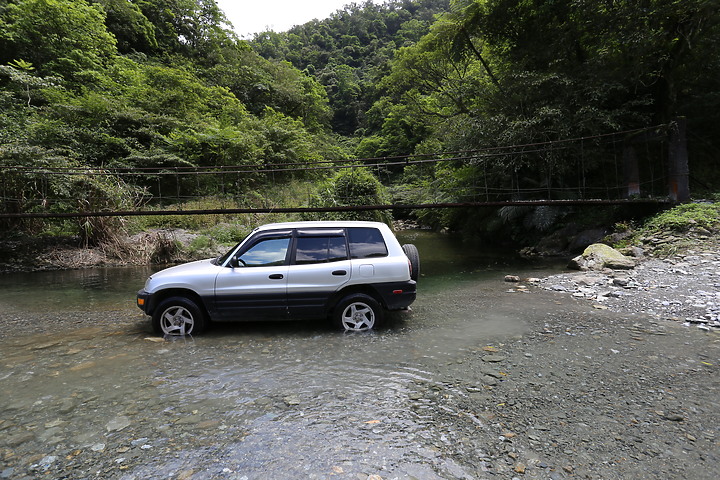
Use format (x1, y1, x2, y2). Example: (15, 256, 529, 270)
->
(105, 416, 131, 432)
(6, 432, 34, 447)
(283, 396, 301, 406)
(175, 416, 200, 426)
(662, 413, 684, 422)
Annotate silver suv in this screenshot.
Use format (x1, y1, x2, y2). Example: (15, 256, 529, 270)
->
(137, 221, 419, 335)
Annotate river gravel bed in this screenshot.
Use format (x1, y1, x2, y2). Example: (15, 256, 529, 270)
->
(1, 245, 719, 479)
(409, 245, 720, 479)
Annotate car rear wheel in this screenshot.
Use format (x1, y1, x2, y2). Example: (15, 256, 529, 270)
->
(333, 294, 383, 332)
(152, 297, 207, 336)
(402, 243, 420, 281)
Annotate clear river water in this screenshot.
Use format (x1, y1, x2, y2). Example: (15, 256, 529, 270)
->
(0, 230, 565, 479)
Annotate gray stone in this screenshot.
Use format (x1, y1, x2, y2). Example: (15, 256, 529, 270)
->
(662, 413, 684, 422)
(283, 396, 301, 406)
(37, 456, 58, 470)
(567, 256, 586, 270)
(6, 432, 34, 447)
(106, 416, 131, 432)
(574, 274, 605, 286)
(57, 398, 77, 415)
(482, 355, 506, 363)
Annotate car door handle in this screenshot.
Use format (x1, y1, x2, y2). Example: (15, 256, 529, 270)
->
(269, 274, 284, 280)
(332, 270, 347, 276)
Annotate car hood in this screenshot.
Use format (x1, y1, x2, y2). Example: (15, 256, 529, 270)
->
(144, 258, 221, 293)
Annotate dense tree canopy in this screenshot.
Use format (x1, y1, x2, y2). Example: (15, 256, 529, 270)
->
(360, 0, 720, 219)
(0, 1, 342, 214)
(252, 0, 451, 135)
(1, 0, 719, 241)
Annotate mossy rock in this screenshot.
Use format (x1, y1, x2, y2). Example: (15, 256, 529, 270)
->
(583, 243, 636, 270)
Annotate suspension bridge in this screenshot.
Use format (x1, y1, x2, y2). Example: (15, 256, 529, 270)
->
(0, 123, 690, 220)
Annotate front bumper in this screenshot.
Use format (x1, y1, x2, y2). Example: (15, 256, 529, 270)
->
(136, 289, 152, 314)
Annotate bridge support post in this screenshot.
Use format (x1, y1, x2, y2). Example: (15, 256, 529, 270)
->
(622, 145, 640, 198)
(668, 117, 690, 203)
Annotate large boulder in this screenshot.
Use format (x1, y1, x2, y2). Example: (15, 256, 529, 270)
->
(568, 243, 636, 270)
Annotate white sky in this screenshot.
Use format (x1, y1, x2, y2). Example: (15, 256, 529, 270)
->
(215, 0, 382, 38)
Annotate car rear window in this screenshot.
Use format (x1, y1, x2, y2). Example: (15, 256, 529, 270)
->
(295, 236, 348, 264)
(347, 227, 388, 259)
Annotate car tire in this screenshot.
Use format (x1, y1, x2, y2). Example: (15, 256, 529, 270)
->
(333, 294, 383, 332)
(152, 296, 207, 336)
(402, 243, 420, 281)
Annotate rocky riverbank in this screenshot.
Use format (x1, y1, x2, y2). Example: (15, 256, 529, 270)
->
(408, 233, 720, 479)
(539, 228, 720, 333)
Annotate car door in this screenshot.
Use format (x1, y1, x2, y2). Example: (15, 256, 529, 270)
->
(213, 233, 291, 320)
(286, 229, 352, 319)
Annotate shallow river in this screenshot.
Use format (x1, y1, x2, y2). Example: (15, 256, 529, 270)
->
(0, 231, 563, 479)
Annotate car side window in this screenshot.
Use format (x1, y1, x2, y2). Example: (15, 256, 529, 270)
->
(238, 238, 290, 267)
(347, 227, 388, 259)
(295, 236, 348, 265)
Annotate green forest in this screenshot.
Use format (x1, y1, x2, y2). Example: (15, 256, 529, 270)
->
(1, 0, 719, 247)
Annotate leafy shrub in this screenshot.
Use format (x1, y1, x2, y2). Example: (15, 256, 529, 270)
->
(305, 168, 392, 223)
(187, 235, 213, 255)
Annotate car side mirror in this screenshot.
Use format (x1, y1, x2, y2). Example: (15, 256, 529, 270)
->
(231, 256, 246, 268)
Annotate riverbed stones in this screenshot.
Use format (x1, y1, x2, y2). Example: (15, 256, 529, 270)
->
(544, 247, 720, 331)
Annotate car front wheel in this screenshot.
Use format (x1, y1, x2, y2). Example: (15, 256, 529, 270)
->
(152, 297, 207, 336)
(333, 294, 383, 332)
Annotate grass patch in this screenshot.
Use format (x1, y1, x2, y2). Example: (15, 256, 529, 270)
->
(642, 203, 720, 233)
